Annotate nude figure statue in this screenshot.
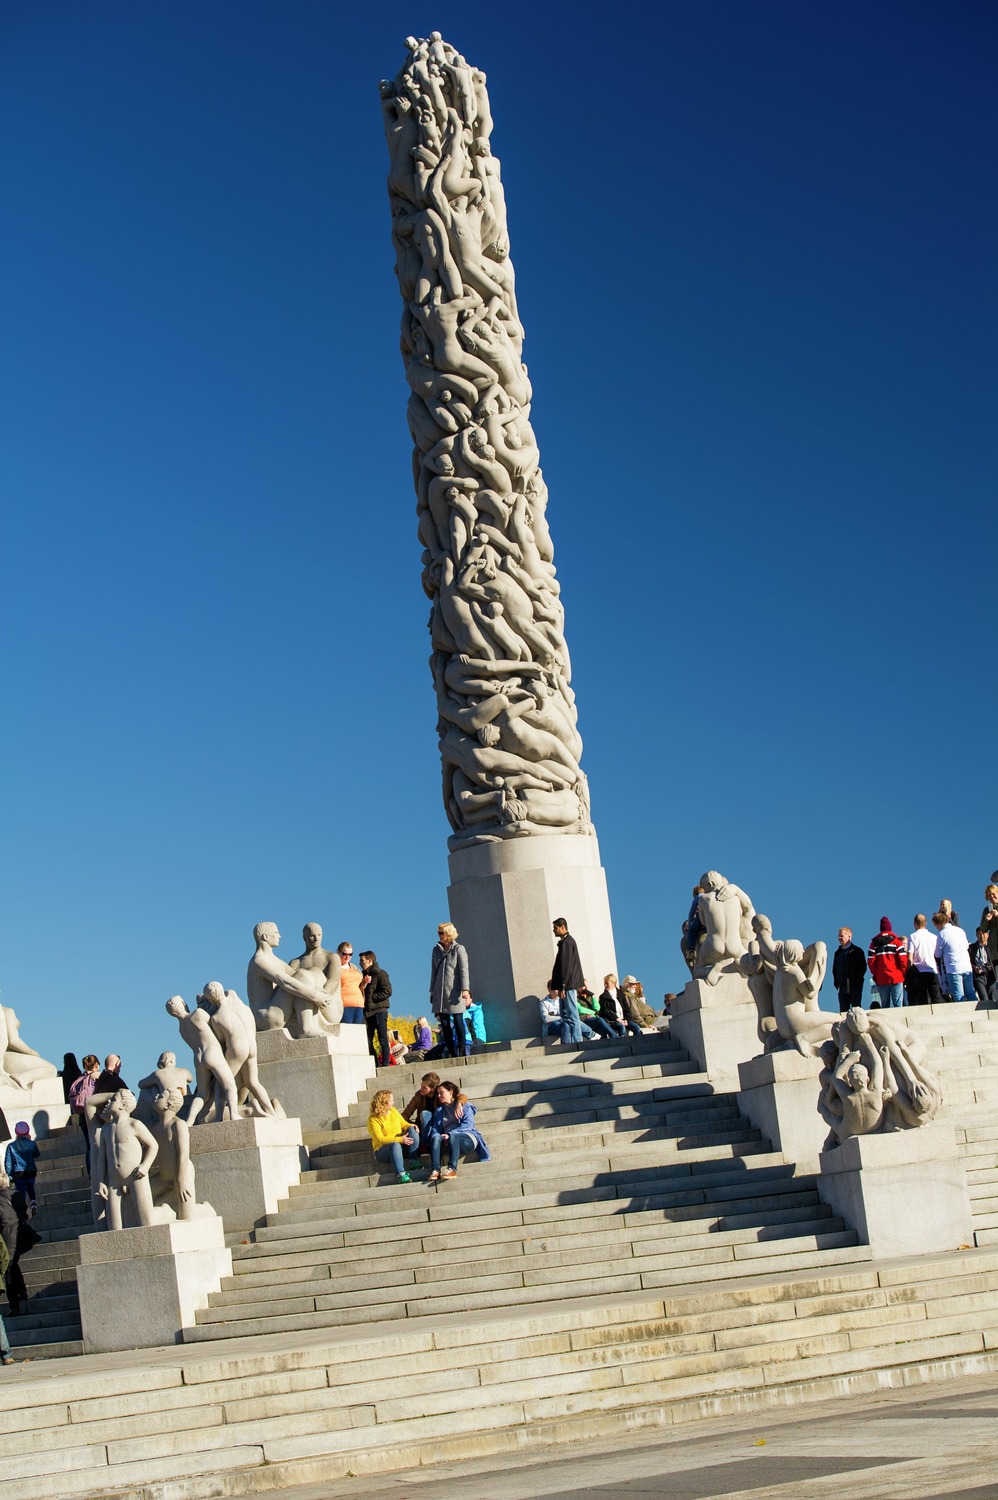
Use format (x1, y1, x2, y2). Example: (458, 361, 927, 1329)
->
(149, 1087, 199, 1221)
(0, 1004, 58, 1090)
(285, 923, 344, 1034)
(693, 872, 756, 986)
(94, 1090, 159, 1231)
(166, 996, 241, 1126)
(198, 981, 281, 1116)
(135, 1051, 193, 1126)
(247, 922, 342, 1036)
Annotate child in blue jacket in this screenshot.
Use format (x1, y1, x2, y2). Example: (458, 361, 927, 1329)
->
(4, 1123, 39, 1217)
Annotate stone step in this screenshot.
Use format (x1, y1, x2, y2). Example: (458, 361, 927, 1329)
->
(188, 1235, 869, 1340)
(244, 1152, 804, 1248)
(229, 1196, 837, 1283)
(3, 1248, 997, 1497)
(256, 1155, 805, 1236)
(206, 1213, 851, 1311)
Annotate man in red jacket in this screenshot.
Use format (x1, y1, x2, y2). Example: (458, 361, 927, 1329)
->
(867, 917, 909, 1007)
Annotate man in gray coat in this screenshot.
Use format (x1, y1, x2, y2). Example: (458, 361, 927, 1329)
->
(430, 922, 473, 1057)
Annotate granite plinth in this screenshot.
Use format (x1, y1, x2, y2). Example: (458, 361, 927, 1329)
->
(255, 1026, 375, 1133)
(669, 972, 759, 1089)
(188, 1115, 306, 1232)
(77, 1216, 231, 1353)
(817, 1122, 974, 1258)
(0, 1076, 70, 1148)
(447, 833, 617, 1041)
(738, 1050, 827, 1169)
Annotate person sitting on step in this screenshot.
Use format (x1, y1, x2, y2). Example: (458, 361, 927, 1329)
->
(401, 1071, 440, 1155)
(539, 989, 562, 1039)
(366, 1089, 422, 1184)
(426, 1080, 490, 1182)
(577, 987, 619, 1040)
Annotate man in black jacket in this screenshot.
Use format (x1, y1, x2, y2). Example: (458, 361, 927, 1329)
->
(832, 928, 866, 1012)
(550, 918, 585, 1045)
(359, 951, 393, 1068)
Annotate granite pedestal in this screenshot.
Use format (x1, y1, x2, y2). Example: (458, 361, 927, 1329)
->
(0, 1076, 70, 1149)
(817, 1123, 974, 1258)
(77, 1216, 232, 1353)
(669, 972, 760, 1090)
(446, 833, 617, 1041)
(255, 1026, 375, 1134)
(188, 1115, 306, 1232)
(738, 1050, 828, 1169)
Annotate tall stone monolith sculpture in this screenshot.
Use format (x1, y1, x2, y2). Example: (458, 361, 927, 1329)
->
(382, 34, 617, 1037)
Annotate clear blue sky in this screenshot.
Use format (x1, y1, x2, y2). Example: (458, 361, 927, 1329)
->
(2, 1, 995, 1077)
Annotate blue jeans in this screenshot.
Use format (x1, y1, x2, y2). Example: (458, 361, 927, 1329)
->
(342, 1007, 365, 1024)
(375, 1136, 420, 1175)
(430, 1130, 478, 1171)
(582, 1014, 618, 1040)
(946, 971, 976, 1002)
(875, 983, 905, 1008)
(560, 989, 582, 1045)
(0, 1312, 10, 1358)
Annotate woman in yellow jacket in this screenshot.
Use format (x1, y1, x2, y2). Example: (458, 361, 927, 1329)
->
(367, 1090, 422, 1184)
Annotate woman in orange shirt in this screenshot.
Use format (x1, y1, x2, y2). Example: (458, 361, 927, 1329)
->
(338, 941, 365, 1024)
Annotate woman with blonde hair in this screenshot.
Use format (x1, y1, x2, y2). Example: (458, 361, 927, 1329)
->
(430, 921, 472, 1058)
(367, 1089, 422, 1184)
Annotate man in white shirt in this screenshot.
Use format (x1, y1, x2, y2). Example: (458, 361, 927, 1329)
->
(907, 913, 942, 1006)
(932, 911, 975, 1002)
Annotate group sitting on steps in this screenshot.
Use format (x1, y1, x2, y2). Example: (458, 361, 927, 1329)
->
(367, 1073, 491, 1184)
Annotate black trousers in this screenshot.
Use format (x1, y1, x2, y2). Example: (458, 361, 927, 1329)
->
(836, 988, 863, 1012)
(365, 1011, 391, 1066)
(907, 968, 942, 1006)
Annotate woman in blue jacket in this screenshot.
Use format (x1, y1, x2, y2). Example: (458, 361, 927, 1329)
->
(426, 1081, 490, 1181)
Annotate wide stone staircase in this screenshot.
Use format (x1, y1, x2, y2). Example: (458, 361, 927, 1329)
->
(187, 1031, 870, 1342)
(1, 1004, 996, 1500)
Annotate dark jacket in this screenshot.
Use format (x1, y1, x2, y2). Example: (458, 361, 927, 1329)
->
(362, 965, 393, 1015)
(94, 1069, 127, 1096)
(832, 943, 866, 1001)
(550, 933, 584, 992)
(0, 1187, 18, 1258)
(970, 941, 996, 988)
(598, 988, 626, 1028)
(430, 941, 470, 1015)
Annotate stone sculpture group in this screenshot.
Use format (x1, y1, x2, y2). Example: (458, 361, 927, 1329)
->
(684, 869, 944, 1144)
(382, 34, 593, 850)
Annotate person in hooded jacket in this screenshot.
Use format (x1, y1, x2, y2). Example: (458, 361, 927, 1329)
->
(867, 918, 909, 1008)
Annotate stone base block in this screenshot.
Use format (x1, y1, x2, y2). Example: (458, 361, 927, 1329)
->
(669, 972, 760, 1089)
(189, 1116, 306, 1232)
(77, 1216, 232, 1353)
(255, 1026, 375, 1134)
(0, 1076, 70, 1149)
(738, 1050, 827, 1169)
(447, 833, 617, 1042)
(817, 1122, 974, 1258)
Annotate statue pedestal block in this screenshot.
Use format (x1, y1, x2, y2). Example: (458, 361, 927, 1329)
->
(77, 1216, 231, 1353)
(189, 1116, 306, 1233)
(669, 973, 759, 1090)
(255, 1027, 375, 1133)
(0, 1076, 70, 1149)
(447, 833, 617, 1042)
(817, 1123, 974, 1258)
(738, 1051, 827, 1169)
